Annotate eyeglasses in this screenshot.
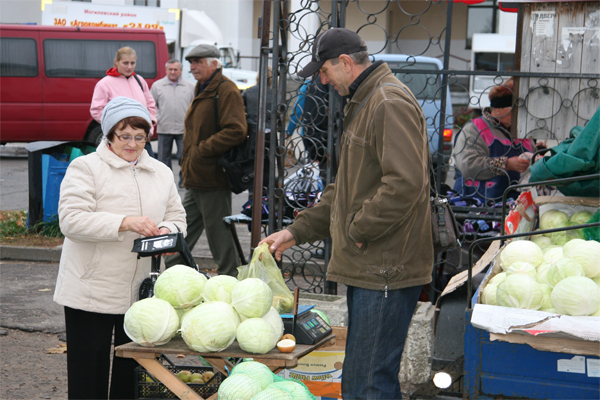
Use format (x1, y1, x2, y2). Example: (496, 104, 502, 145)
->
(114, 133, 148, 143)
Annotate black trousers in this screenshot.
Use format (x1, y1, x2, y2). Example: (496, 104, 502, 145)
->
(64, 306, 138, 400)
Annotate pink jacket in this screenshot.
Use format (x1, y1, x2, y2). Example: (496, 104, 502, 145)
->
(90, 73, 157, 124)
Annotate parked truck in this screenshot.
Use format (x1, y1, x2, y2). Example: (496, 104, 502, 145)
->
(41, 1, 257, 89)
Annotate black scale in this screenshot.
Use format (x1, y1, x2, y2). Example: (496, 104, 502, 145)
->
(282, 306, 332, 345)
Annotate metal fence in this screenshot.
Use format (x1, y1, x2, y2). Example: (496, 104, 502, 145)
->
(249, 0, 600, 296)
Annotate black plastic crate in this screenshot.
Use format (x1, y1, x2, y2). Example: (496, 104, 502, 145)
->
(134, 357, 224, 399)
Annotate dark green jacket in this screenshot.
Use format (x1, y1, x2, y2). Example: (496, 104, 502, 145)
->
(181, 69, 247, 190)
(287, 63, 434, 291)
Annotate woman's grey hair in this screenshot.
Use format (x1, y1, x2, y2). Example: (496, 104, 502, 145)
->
(205, 57, 223, 69)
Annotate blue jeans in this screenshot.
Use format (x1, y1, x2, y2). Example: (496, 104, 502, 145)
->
(342, 285, 422, 400)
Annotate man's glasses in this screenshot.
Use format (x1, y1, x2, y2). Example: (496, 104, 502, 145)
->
(114, 133, 148, 143)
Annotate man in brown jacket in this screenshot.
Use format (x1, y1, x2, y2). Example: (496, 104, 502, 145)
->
(165, 44, 247, 277)
(260, 29, 433, 399)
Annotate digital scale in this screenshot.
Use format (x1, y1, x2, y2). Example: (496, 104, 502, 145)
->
(282, 304, 332, 345)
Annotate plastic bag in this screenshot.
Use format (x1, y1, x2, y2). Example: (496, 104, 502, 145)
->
(237, 243, 294, 314)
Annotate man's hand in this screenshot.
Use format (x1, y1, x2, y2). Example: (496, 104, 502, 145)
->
(506, 156, 530, 173)
(120, 216, 160, 237)
(258, 230, 296, 261)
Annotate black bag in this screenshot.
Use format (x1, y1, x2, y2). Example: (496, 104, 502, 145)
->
(214, 81, 256, 194)
(430, 161, 460, 254)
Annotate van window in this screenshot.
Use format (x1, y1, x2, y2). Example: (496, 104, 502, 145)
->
(43, 39, 158, 78)
(0, 38, 38, 77)
(387, 61, 441, 100)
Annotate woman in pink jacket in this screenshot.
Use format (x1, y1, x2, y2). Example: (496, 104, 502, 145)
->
(90, 46, 157, 156)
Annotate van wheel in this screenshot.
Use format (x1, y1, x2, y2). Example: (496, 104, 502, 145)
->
(85, 125, 103, 147)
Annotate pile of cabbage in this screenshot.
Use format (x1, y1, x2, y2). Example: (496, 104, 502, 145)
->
(218, 361, 315, 400)
(481, 236, 600, 316)
(124, 266, 284, 353)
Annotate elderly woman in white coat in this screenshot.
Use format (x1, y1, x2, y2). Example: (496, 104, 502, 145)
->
(54, 97, 186, 400)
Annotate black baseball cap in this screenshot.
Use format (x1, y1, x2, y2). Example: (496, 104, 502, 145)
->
(298, 28, 368, 78)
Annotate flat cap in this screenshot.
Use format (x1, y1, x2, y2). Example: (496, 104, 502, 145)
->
(185, 44, 220, 61)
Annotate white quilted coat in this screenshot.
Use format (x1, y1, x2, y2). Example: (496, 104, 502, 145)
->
(54, 141, 186, 314)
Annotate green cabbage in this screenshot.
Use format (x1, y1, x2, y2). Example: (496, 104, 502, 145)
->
(232, 278, 273, 318)
(262, 306, 284, 346)
(551, 276, 600, 316)
(250, 388, 293, 400)
(550, 232, 569, 246)
(539, 283, 553, 310)
(530, 234, 552, 249)
(562, 238, 585, 255)
(563, 240, 600, 278)
(542, 247, 564, 264)
(180, 301, 239, 352)
(202, 275, 239, 303)
(569, 210, 592, 225)
(489, 272, 507, 286)
(593, 276, 600, 287)
(154, 265, 207, 309)
(231, 361, 274, 390)
(218, 373, 263, 400)
(236, 318, 277, 354)
(536, 261, 552, 285)
(505, 261, 537, 279)
(268, 381, 314, 400)
(539, 210, 569, 235)
(124, 298, 179, 347)
(496, 274, 544, 310)
(546, 258, 585, 288)
(482, 283, 499, 306)
(500, 241, 544, 271)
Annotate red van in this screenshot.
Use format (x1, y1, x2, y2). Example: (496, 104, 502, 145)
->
(0, 25, 169, 144)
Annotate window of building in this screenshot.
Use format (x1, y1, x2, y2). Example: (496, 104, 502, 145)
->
(134, 0, 161, 6)
(43, 39, 157, 78)
(466, 0, 498, 49)
(0, 38, 38, 77)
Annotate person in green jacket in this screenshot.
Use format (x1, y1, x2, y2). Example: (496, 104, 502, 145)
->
(260, 28, 433, 399)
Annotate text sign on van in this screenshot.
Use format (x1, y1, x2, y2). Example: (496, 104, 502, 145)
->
(41, 1, 180, 45)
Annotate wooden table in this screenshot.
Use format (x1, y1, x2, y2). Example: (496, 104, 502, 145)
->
(115, 334, 336, 400)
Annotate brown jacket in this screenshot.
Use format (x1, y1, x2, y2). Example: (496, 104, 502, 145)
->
(181, 69, 247, 190)
(287, 63, 433, 291)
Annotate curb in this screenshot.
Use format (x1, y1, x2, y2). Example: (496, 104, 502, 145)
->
(0, 145, 28, 158)
(0, 245, 217, 269)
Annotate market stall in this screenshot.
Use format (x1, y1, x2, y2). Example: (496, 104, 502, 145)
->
(115, 333, 335, 400)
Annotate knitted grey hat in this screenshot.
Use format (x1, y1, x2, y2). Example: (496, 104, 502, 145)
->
(100, 96, 152, 138)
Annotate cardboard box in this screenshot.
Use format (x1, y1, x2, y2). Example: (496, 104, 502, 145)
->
(277, 326, 346, 400)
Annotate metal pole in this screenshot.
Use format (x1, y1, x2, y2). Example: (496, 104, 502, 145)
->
(436, 0, 453, 193)
(250, 0, 272, 249)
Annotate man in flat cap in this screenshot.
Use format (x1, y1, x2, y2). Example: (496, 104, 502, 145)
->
(260, 28, 433, 398)
(165, 44, 247, 277)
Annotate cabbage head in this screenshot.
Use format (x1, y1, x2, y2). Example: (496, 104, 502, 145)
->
(546, 258, 585, 288)
(500, 241, 543, 270)
(218, 373, 262, 400)
(539, 283, 553, 310)
(551, 276, 600, 316)
(250, 388, 293, 400)
(563, 240, 600, 278)
(496, 274, 544, 310)
(202, 275, 239, 303)
(236, 317, 277, 354)
(505, 261, 537, 279)
(154, 265, 207, 309)
(562, 238, 585, 255)
(232, 278, 273, 318)
(268, 381, 314, 400)
(231, 361, 274, 390)
(542, 247, 564, 264)
(530, 234, 552, 249)
(482, 283, 499, 306)
(124, 298, 179, 347)
(489, 272, 507, 286)
(262, 306, 284, 346)
(550, 232, 569, 246)
(540, 210, 569, 235)
(536, 261, 552, 285)
(570, 210, 592, 225)
(180, 301, 239, 352)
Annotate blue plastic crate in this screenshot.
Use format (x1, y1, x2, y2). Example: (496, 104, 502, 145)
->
(464, 309, 600, 399)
